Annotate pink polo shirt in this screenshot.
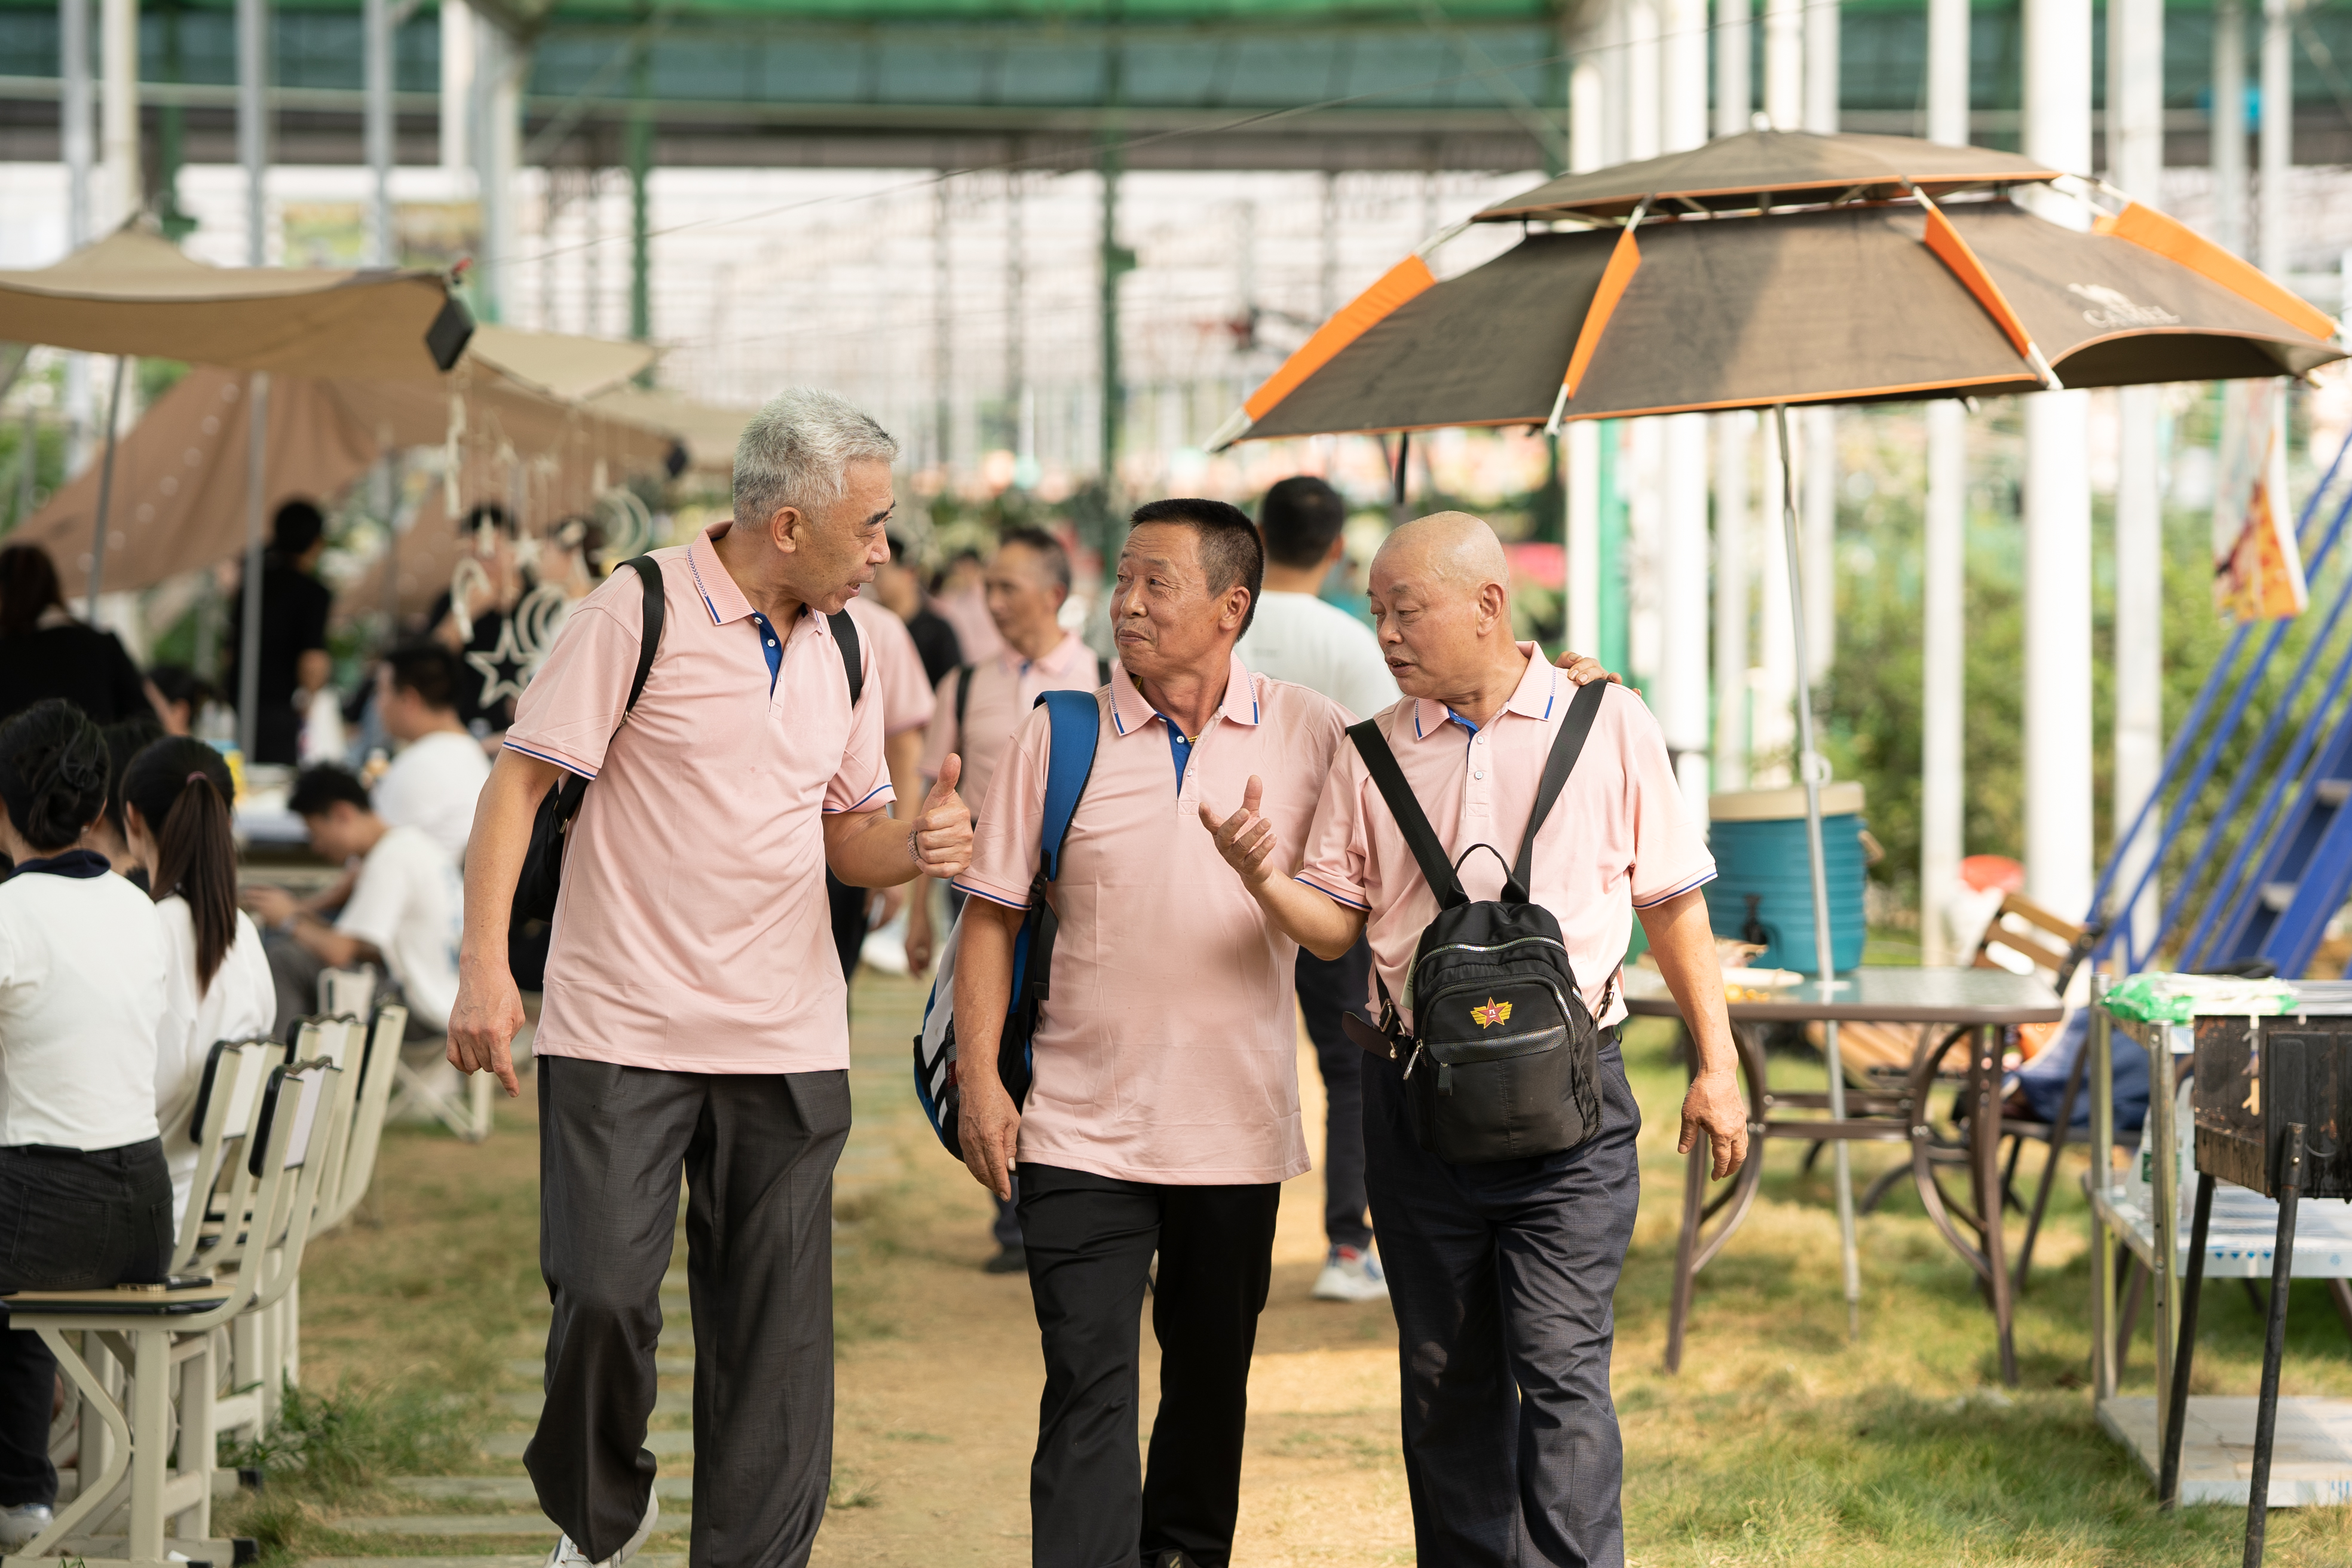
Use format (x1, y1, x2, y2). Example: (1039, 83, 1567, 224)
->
(955, 655, 1347, 1186)
(1296, 647, 1714, 1033)
(504, 523, 893, 1073)
(843, 593, 936, 740)
(919, 630, 1101, 813)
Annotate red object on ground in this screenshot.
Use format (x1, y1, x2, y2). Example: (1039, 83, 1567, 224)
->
(1960, 854, 2026, 894)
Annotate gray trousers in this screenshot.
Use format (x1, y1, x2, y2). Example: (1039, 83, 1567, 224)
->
(526, 1056, 852, 1568)
(1363, 1030, 1642, 1568)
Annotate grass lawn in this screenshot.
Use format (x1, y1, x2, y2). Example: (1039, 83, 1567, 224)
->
(226, 973, 2352, 1566)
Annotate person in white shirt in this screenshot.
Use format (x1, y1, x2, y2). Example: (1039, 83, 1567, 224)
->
(1232, 476, 1401, 1303)
(244, 765, 462, 1040)
(370, 642, 493, 866)
(120, 737, 277, 1220)
(0, 700, 179, 1548)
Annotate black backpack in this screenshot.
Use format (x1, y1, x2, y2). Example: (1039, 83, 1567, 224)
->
(506, 557, 863, 989)
(1346, 678, 1609, 1165)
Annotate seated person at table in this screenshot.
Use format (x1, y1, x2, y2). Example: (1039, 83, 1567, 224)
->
(370, 642, 492, 868)
(122, 737, 277, 1219)
(0, 700, 179, 1548)
(244, 765, 461, 1043)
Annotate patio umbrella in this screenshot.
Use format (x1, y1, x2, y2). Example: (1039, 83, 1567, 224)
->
(1207, 128, 2347, 1340)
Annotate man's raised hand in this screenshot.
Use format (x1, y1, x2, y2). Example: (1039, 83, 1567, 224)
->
(912, 753, 974, 879)
(1552, 649, 1624, 688)
(1199, 774, 1280, 891)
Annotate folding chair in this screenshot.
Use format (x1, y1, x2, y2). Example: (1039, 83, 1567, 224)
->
(318, 1003, 407, 1237)
(3, 1058, 341, 1568)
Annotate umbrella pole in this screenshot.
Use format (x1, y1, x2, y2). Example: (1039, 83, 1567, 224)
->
(237, 370, 270, 764)
(1773, 402, 1861, 1341)
(83, 354, 126, 621)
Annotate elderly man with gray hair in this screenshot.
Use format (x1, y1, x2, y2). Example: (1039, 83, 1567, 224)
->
(448, 388, 974, 1568)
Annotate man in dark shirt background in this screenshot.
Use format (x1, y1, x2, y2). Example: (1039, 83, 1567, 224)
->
(226, 499, 334, 765)
(873, 532, 963, 688)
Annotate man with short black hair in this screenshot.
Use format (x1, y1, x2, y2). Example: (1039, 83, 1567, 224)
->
(912, 522, 1100, 1273)
(954, 497, 1331, 1568)
(225, 499, 334, 765)
(373, 642, 492, 866)
(1239, 474, 1402, 1303)
(244, 763, 463, 1038)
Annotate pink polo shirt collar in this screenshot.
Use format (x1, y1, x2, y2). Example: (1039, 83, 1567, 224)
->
(682, 520, 819, 632)
(1020, 629, 1095, 681)
(1107, 650, 1264, 739)
(1406, 647, 1563, 740)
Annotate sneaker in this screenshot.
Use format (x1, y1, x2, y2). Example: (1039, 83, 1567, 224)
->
(543, 1491, 658, 1568)
(0, 1503, 53, 1549)
(1312, 1245, 1389, 1303)
(984, 1243, 1027, 1275)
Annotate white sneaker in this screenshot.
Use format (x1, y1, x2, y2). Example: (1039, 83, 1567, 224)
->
(1312, 1245, 1390, 1303)
(544, 1491, 658, 1568)
(0, 1502, 53, 1549)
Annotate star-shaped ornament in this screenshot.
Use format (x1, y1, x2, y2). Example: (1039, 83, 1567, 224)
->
(466, 616, 532, 709)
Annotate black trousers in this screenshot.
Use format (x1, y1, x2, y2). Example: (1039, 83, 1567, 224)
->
(526, 1058, 851, 1568)
(0, 1140, 174, 1508)
(1294, 938, 1376, 1252)
(1363, 1032, 1642, 1568)
(1017, 1163, 1281, 1568)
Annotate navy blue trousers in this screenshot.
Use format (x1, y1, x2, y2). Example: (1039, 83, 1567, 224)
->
(1362, 1029, 1641, 1568)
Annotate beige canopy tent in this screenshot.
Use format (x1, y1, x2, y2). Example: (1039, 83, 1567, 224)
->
(468, 324, 658, 403)
(586, 385, 752, 478)
(0, 228, 470, 379)
(15, 359, 675, 603)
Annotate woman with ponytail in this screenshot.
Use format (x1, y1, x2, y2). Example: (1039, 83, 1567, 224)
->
(122, 738, 275, 1217)
(0, 700, 179, 1548)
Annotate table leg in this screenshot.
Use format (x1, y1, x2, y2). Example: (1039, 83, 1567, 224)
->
(2245, 1124, 2305, 1568)
(1973, 1023, 2020, 1386)
(2161, 1171, 2215, 1509)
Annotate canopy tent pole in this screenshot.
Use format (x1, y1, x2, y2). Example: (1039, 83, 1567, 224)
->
(83, 353, 124, 620)
(1773, 401, 1861, 1340)
(238, 372, 268, 763)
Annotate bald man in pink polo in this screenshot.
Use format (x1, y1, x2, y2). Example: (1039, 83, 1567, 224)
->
(1201, 512, 1748, 1568)
(446, 390, 973, 1568)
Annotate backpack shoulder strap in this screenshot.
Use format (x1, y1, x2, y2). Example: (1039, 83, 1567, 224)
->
(827, 610, 863, 708)
(1096, 657, 1112, 687)
(1348, 716, 1468, 911)
(618, 556, 664, 715)
(954, 663, 975, 728)
(1509, 678, 1608, 901)
(1036, 689, 1100, 881)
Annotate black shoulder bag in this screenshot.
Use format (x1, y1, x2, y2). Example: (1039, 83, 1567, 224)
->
(1344, 678, 1610, 1164)
(506, 559, 864, 988)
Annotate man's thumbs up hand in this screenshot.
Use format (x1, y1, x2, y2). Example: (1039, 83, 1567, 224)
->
(911, 754, 974, 880)
(1199, 773, 1279, 891)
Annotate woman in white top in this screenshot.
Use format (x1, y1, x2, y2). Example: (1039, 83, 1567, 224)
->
(121, 737, 277, 1222)
(0, 700, 177, 1546)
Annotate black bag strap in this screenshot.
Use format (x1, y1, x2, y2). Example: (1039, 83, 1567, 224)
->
(620, 556, 664, 715)
(1096, 656, 1112, 686)
(826, 610, 863, 707)
(1509, 679, 1607, 903)
(954, 663, 975, 728)
(1348, 718, 1468, 911)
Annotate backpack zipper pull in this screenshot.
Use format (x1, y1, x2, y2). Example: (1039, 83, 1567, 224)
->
(1402, 1041, 1425, 1080)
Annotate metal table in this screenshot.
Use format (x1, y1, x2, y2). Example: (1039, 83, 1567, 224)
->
(1625, 965, 2063, 1383)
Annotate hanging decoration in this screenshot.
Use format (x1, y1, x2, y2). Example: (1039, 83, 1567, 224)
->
(2215, 379, 2308, 622)
(596, 485, 656, 561)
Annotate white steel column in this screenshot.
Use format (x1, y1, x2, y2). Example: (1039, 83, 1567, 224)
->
(2111, 0, 2165, 950)
(1622, 0, 1662, 693)
(440, 0, 472, 170)
(2214, 0, 2246, 254)
(1625, 0, 1661, 162)
(2259, 0, 2291, 277)
(1566, 47, 1604, 657)
(100, 0, 136, 226)
(471, 13, 520, 321)
(1799, 0, 1837, 679)
(60, 0, 94, 473)
(1712, 0, 1754, 791)
(1659, 0, 1710, 811)
(2023, 0, 2096, 923)
(365, 0, 393, 265)
(237, 0, 267, 265)
(1921, 0, 1970, 962)
(1754, 421, 1795, 784)
(1763, 0, 1802, 128)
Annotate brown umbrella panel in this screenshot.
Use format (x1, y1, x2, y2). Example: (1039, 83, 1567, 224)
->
(1221, 200, 2345, 444)
(1475, 128, 2065, 222)
(0, 229, 471, 378)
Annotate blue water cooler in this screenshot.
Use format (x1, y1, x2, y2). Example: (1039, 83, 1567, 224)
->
(1702, 782, 1869, 975)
